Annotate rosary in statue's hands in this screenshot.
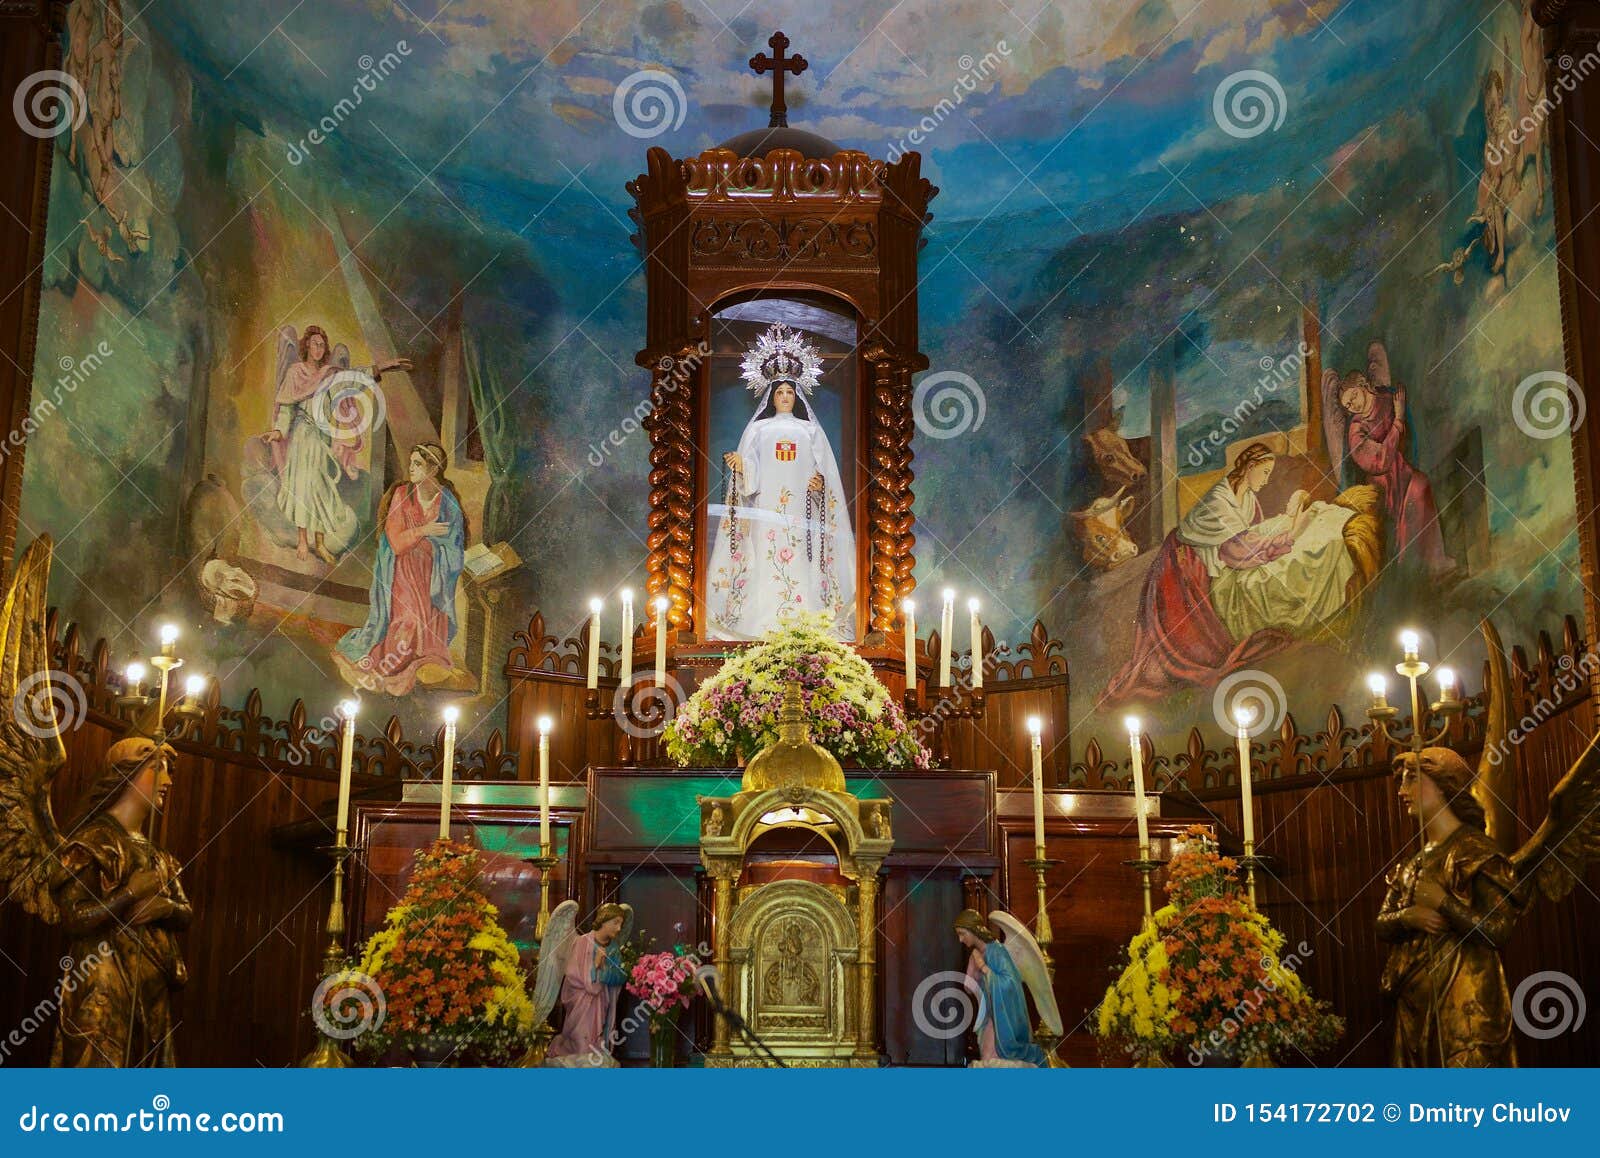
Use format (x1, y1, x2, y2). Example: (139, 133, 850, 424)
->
(808, 472, 824, 493)
(724, 451, 743, 472)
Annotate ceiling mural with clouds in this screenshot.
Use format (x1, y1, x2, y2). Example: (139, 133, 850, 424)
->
(19, 0, 1577, 754)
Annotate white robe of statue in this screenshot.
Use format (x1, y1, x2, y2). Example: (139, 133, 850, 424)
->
(706, 391, 856, 641)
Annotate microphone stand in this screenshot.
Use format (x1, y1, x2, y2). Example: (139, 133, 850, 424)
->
(700, 973, 787, 1068)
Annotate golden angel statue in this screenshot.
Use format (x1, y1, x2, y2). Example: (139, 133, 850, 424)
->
(953, 909, 1062, 1067)
(0, 537, 192, 1066)
(1377, 620, 1600, 1066)
(534, 900, 633, 1067)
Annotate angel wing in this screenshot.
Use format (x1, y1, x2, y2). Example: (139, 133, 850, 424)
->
(275, 326, 298, 391)
(1510, 729, 1600, 904)
(0, 536, 69, 922)
(532, 899, 580, 1027)
(1475, 617, 1517, 853)
(1319, 369, 1348, 484)
(988, 910, 1062, 1036)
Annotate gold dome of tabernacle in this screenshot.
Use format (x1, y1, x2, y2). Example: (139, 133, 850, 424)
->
(741, 681, 846, 795)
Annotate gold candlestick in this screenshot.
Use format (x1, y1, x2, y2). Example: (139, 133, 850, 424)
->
(301, 839, 355, 1068)
(1023, 847, 1062, 1067)
(517, 851, 562, 1067)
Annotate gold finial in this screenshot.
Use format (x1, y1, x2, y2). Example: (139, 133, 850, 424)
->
(741, 680, 846, 795)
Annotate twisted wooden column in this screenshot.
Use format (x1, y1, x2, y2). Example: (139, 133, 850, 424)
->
(866, 352, 916, 633)
(644, 352, 698, 634)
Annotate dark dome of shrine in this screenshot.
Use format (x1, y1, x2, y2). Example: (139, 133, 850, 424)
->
(717, 125, 842, 159)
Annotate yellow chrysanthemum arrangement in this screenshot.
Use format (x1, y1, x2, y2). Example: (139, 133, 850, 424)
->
(324, 839, 534, 1064)
(1094, 826, 1342, 1066)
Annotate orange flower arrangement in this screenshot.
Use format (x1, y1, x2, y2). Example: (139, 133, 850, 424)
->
(1096, 825, 1342, 1066)
(324, 839, 534, 1064)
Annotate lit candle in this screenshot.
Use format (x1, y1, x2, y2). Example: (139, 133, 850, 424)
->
(1027, 716, 1045, 849)
(159, 623, 178, 653)
(654, 596, 668, 689)
(183, 674, 206, 700)
(1234, 706, 1255, 848)
(619, 589, 635, 687)
(335, 700, 359, 840)
(125, 662, 146, 696)
(968, 598, 983, 690)
(1125, 715, 1150, 851)
(902, 599, 916, 694)
(939, 589, 954, 688)
(1366, 672, 1389, 709)
(537, 715, 553, 853)
(586, 598, 602, 690)
(439, 706, 459, 840)
(1400, 629, 1420, 663)
(1437, 667, 1457, 703)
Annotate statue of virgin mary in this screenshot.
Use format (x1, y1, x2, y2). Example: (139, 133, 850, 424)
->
(707, 323, 855, 640)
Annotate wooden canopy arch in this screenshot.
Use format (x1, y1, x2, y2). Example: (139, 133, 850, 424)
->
(626, 134, 937, 642)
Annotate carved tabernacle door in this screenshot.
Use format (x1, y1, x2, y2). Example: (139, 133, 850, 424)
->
(627, 52, 937, 647)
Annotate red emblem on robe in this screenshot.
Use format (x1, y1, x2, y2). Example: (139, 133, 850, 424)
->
(775, 441, 797, 462)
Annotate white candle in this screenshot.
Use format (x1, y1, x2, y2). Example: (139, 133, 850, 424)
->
(336, 700, 358, 839)
(1437, 667, 1456, 703)
(939, 589, 954, 688)
(619, 588, 635, 687)
(439, 706, 459, 840)
(1028, 716, 1045, 850)
(1400, 629, 1420, 662)
(654, 596, 668, 688)
(1234, 707, 1255, 848)
(125, 662, 145, 696)
(586, 598, 602, 689)
(184, 674, 206, 699)
(1125, 715, 1149, 851)
(968, 598, 983, 691)
(537, 716, 553, 853)
(902, 599, 916, 693)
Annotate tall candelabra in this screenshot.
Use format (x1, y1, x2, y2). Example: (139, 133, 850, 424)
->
(518, 715, 559, 1068)
(114, 624, 207, 839)
(1364, 629, 1464, 778)
(302, 700, 360, 1068)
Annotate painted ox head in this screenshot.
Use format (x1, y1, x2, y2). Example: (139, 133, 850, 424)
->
(1084, 413, 1148, 492)
(1071, 487, 1138, 570)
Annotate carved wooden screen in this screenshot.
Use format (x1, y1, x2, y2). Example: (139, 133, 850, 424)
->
(627, 145, 936, 644)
